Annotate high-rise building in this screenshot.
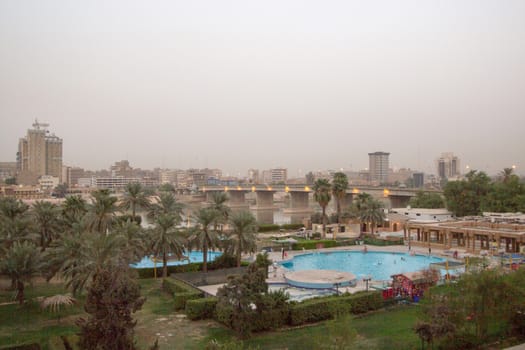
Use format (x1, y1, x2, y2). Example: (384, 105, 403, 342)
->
(436, 153, 460, 179)
(270, 168, 287, 184)
(368, 152, 390, 184)
(413, 172, 424, 188)
(17, 120, 63, 184)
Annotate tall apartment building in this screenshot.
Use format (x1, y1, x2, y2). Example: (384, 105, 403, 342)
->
(270, 168, 287, 184)
(368, 152, 390, 184)
(436, 153, 460, 179)
(17, 120, 63, 185)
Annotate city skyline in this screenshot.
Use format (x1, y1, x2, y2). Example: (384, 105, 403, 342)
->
(1, 1, 524, 177)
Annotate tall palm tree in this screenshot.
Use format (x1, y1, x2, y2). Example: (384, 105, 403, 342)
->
(189, 208, 220, 273)
(62, 195, 87, 228)
(499, 167, 515, 184)
(147, 192, 184, 222)
(331, 172, 349, 225)
(352, 193, 373, 237)
(120, 182, 150, 221)
(209, 192, 231, 232)
(114, 220, 146, 263)
(359, 198, 385, 236)
(32, 200, 62, 251)
(229, 211, 257, 267)
(0, 241, 44, 304)
(47, 230, 126, 295)
(85, 189, 118, 234)
(313, 179, 332, 239)
(0, 198, 33, 250)
(149, 214, 185, 278)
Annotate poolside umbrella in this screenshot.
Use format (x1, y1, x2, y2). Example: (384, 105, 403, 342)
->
(40, 294, 77, 323)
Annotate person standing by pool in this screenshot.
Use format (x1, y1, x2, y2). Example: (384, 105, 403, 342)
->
(428, 247, 432, 255)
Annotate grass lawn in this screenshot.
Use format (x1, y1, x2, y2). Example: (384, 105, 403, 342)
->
(196, 305, 422, 350)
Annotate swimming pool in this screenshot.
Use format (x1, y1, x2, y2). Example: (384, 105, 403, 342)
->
(280, 251, 445, 281)
(131, 251, 222, 268)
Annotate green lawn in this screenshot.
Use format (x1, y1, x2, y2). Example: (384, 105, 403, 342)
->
(196, 305, 422, 350)
(0, 278, 424, 350)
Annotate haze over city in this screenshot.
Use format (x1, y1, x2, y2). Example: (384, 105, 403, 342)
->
(1, 1, 524, 176)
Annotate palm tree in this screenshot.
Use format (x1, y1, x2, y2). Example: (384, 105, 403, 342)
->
(0, 198, 33, 250)
(0, 241, 44, 304)
(499, 167, 515, 184)
(229, 211, 257, 267)
(147, 192, 184, 222)
(85, 189, 118, 234)
(32, 200, 62, 251)
(189, 208, 220, 273)
(352, 193, 373, 237)
(331, 172, 349, 225)
(149, 213, 185, 278)
(313, 179, 332, 239)
(47, 230, 126, 295)
(114, 220, 146, 263)
(359, 198, 385, 236)
(62, 195, 87, 228)
(120, 182, 150, 221)
(209, 192, 231, 232)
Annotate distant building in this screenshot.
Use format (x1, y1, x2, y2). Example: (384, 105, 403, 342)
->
(247, 169, 259, 184)
(0, 162, 17, 181)
(413, 172, 424, 188)
(270, 168, 287, 184)
(436, 153, 460, 179)
(38, 175, 60, 190)
(63, 166, 85, 186)
(368, 152, 390, 184)
(17, 120, 63, 184)
(111, 160, 133, 178)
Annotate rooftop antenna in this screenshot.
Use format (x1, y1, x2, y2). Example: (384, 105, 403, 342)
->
(32, 119, 49, 130)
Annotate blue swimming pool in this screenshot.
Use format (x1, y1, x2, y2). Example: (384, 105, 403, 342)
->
(281, 251, 444, 281)
(131, 251, 222, 268)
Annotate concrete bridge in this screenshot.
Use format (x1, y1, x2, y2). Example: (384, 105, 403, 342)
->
(200, 184, 441, 213)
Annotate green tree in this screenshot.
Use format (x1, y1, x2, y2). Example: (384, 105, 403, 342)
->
(443, 170, 491, 217)
(408, 191, 445, 209)
(0, 241, 44, 304)
(149, 213, 185, 278)
(120, 182, 150, 220)
(208, 191, 231, 232)
(62, 195, 88, 228)
(313, 179, 332, 238)
(351, 193, 373, 237)
(0, 197, 32, 250)
(77, 265, 145, 350)
(53, 183, 68, 198)
(189, 208, 220, 272)
(4, 177, 17, 185)
(229, 211, 257, 267)
(147, 192, 184, 222)
(331, 172, 349, 225)
(86, 189, 118, 234)
(32, 200, 62, 251)
(114, 220, 146, 263)
(359, 197, 385, 236)
(483, 170, 525, 213)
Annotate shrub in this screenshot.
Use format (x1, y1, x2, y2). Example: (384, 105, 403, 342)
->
(257, 224, 280, 232)
(288, 291, 383, 326)
(363, 236, 403, 246)
(186, 297, 218, 320)
(280, 223, 304, 230)
(163, 279, 203, 310)
(208, 253, 237, 270)
(291, 240, 338, 250)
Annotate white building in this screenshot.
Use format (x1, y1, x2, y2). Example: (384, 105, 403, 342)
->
(38, 175, 60, 190)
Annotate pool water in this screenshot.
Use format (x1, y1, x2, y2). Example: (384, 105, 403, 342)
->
(281, 251, 444, 281)
(131, 251, 222, 268)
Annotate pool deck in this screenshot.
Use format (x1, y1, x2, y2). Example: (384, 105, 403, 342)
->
(197, 243, 476, 296)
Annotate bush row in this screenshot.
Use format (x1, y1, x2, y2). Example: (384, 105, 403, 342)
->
(363, 236, 404, 246)
(135, 253, 242, 279)
(162, 279, 203, 310)
(185, 297, 218, 320)
(257, 223, 304, 232)
(291, 240, 338, 250)
(288, 291, 383, 326)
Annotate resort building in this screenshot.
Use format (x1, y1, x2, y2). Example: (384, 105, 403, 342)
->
(406, 220, 525, 254)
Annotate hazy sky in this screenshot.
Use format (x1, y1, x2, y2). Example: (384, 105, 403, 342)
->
(1, 0, 524, 177)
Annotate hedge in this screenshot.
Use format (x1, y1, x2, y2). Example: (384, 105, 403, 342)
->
(134, 253, 242, 279)
(280, 223, 304, 230)
(291, 240, 338, 250)
(257, 224, 280, 232)
(185, 297, 218, 320)
(163, 279, 203, 310)
(0, 345, 41, 350)
(288, 291, 383, 326)
(363, 236, 404, 246)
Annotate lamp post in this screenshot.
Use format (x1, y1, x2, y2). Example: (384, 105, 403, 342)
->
(363, 276, 371, 292)
(334, 282, 341, 295)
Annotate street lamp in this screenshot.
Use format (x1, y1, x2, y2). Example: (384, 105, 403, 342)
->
(363, 276, 372, 292)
